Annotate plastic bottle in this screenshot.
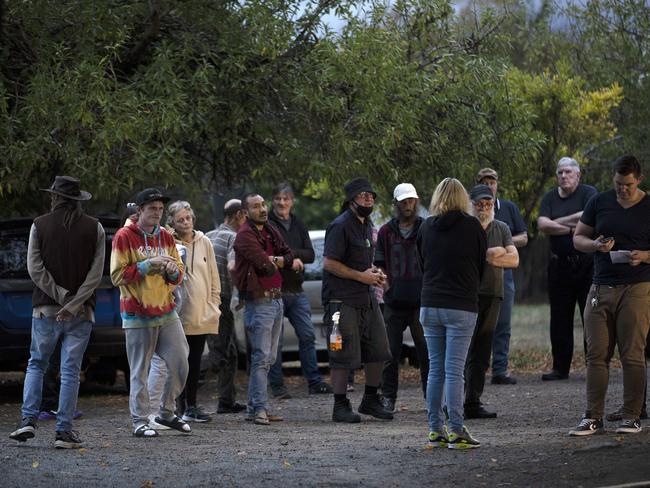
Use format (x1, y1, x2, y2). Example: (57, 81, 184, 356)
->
(329, 311, 343, 352)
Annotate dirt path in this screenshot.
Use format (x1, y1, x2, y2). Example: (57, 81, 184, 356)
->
(1, 368, 649, 487)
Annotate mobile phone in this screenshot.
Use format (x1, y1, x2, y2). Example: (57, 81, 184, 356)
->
(601, 237, 614, 243)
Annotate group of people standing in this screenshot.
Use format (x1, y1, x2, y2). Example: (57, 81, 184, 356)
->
(8, 153, 650, 450)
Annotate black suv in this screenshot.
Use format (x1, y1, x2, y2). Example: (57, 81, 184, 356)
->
(0, 217, 127, 383)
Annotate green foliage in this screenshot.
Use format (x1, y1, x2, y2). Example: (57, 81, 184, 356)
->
(500, 65, 622, 224)
(565, 0, 650, 175)
(0, 0, 630, 227)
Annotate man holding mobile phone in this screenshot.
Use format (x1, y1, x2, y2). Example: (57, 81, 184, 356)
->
(569, 155, 650, 436)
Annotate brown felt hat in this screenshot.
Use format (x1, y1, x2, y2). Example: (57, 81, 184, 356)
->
(40, 176, 92, 201)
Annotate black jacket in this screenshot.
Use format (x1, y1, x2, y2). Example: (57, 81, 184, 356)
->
(374, 217, 423, 308)
(268, 211, 315, 293)
(416, 210, 487, 313)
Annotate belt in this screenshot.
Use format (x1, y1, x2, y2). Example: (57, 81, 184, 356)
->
(263, 288, 282, 299)
(550, 253, 585, 263)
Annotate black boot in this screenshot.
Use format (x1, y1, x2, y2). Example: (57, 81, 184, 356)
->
(332, 398, 361, 423)
(358, 394, 394, 420)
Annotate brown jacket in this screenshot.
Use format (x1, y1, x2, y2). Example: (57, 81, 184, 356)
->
(233, 220, 293, 300)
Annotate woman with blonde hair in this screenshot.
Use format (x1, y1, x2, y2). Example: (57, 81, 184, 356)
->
(167, 200, 221, 423)
(416, 178, 487, 449)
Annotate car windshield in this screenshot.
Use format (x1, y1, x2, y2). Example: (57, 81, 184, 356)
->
(0, 231, 30, 279)
(0, 217, 121, 280)
(304, 236, 324, 281)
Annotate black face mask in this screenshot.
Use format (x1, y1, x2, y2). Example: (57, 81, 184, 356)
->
(353, 201, 373, 218)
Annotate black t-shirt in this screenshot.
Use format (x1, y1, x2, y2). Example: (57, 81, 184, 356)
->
(539, 184, 598, 256)
(580, 189, 650, 284)
(495, 198, 527, 236)
(322, 209, 374, 307)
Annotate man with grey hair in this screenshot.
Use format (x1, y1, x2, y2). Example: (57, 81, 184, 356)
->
(267, 183, 332, 397)
(537, 157, 598, 381)
(206, 199, 248, 413)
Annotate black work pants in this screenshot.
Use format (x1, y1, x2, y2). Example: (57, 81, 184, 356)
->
(464, 295, 502, 410)
(547, 254, 593, 375)
(381, 305, 429, 399)
(179, 334, 207, 409)
(206, 299, 239, 405)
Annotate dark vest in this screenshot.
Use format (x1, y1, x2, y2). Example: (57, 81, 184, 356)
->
(32, 209, 99, 310)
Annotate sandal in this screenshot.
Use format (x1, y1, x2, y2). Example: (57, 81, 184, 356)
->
(154, 415, 191, 434)
(133, 424, 158, 438)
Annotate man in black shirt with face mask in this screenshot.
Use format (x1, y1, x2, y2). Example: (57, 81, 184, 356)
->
(322, 177, 393, 423)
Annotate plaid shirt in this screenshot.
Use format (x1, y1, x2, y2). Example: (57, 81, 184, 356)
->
(206, 223, 236, 297)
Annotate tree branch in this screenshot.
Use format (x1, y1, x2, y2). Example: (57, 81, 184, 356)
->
(113, 0, 162, 79)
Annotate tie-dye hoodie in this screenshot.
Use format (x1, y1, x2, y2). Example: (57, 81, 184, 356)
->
(110, 220, 184, 329)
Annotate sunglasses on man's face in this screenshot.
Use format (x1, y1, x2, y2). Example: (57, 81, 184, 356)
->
(356, 192, 375, 200)
(473, 200, 493, 209)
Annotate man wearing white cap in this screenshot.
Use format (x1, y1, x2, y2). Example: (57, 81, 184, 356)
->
(374, 183, 429, 412)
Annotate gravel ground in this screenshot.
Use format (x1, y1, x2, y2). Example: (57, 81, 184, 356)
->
(1, 367, 649, 487)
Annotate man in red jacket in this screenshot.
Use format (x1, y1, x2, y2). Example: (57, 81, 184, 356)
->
(233, 193, 294, 425)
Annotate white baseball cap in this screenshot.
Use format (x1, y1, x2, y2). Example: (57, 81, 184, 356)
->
(393, 183, 419, 202)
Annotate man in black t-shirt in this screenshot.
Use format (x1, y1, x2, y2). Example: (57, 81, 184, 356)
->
(322, 177, 393, 423)
(569, 155, 650, 436)
(537, 157, 598, 381)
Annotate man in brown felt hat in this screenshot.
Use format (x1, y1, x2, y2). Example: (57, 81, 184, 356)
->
(9, 176, 105, 449)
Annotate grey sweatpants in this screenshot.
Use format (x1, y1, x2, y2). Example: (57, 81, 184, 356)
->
(147, 353, 167, 415)
(125, 318, 189, 427)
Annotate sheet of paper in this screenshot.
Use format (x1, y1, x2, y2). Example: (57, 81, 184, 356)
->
(610, 250, 632, 264)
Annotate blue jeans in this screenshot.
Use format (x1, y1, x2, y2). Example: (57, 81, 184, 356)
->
(22, 315, 92, 432)
(491, 269, 515, 376)
(268, 292, 322, 388)
(421, 307, 477, 435)
(245, 298, 283, 413)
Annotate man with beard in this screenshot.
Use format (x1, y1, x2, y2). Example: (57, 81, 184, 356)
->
(233, 193, 294, 425)
(464, 184, 519, 419)
(323, 177, 393, 423)
(375, 183, 429, 412)
(476, 168, 528, 385)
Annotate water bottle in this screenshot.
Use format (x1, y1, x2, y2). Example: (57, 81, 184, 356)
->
(329, 311, 343, 352)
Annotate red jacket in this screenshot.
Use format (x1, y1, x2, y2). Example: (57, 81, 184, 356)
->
(233, 220, 294, 299)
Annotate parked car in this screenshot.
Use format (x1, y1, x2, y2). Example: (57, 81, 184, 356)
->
(0, 217, 128, 384)
(234, 229, 417, 366)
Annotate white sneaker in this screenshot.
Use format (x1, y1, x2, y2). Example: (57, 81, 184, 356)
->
(148, 414, 170, 430)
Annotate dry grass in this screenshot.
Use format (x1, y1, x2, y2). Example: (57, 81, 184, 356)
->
(396, 302, 624, 384)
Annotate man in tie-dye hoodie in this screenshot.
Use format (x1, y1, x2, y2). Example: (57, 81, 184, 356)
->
(110, 188, 190, 438)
